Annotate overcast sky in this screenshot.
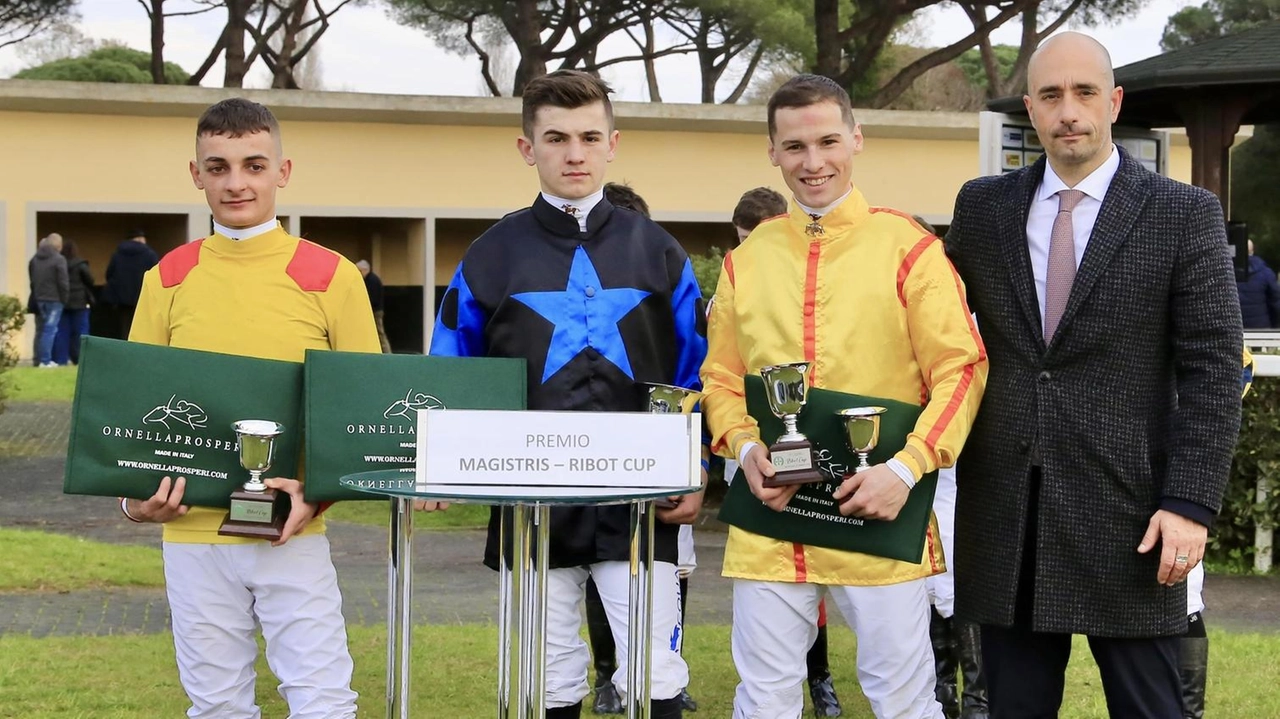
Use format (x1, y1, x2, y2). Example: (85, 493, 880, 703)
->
(0, 0, 1194, 101)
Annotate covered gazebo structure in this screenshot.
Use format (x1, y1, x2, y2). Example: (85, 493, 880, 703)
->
(989, 21, 1280, 214)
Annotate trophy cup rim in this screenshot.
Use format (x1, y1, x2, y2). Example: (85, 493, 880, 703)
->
(232, 419, 286, 438)
(836, 406, 888, 419)
(760, 361, 811, 376)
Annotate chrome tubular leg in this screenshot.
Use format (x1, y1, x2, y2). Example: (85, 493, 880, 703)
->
(498, 506, 514, 718)
(626, 500, 656, 719)
(531, 504, 551, 718)
(387, 497, 414, 719)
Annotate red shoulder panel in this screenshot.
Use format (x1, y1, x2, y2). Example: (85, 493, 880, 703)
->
(286, 240, 341, 292)
(158, 239, 205, 288)
(723, 249, 735, 287)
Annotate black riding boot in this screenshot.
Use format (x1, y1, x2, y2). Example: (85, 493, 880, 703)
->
(650, 696, 684, 719)
(1180, 613, 1208, 719)
(930, 608, 960, 719)
(547, 701, 584, 719)
(956, 618, 989, 719)
(807, 623, 842, 717)
(586, 577, 622, 714)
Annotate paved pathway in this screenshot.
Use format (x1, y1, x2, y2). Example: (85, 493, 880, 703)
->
(2, 401, 1277, 637)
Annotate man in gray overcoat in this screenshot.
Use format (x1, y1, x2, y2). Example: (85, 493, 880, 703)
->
(944, 32, 1242, 718)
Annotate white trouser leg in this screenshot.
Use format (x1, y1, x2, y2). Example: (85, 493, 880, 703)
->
(591, 560, 690, 702)
(828, 579, 944, 719)
(925, 467, 957, 618)
(163, 543, 262, 719)
(543, 566, 591, 708)
(731, 580, 820, 719)
(247, 535, 358, 719)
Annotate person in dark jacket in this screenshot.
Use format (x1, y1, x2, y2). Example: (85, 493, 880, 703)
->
(1236, 240, 1280, 329)
(356, 260, 391, 353)
(53, 238, 94, 365)
(102, 229, 159, 339)
(28, 233, 69, 367)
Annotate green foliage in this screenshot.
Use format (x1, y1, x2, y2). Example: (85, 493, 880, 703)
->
(1216, 377, 1280, 570)
(13, 45, 189, 84)
(0, 295, 25, 413)
(1160, 0, 1280, 51)
(1232, 124, 1280, 264)
(690, 246, 726, 299)
(954, 44, 1018, 92)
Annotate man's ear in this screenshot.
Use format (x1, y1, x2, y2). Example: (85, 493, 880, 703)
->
(277, 158, 292, 188)
(516, 136, 537, 167)
(189, 160, 203, 189)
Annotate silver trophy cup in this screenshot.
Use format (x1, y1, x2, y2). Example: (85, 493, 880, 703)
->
(837, 407, 887, 473)
(234, 419, 284, 492)
(218, 419, 287, 540)
(759, 362, 823, 487)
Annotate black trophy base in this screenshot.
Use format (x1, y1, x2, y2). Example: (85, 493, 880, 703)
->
(763, 440, 825, 488)
(218, 487, 286, 541)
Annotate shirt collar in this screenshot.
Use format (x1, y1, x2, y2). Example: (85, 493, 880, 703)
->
(541, 189, 604, 232)
(796, 187, 854, 218)
(1038, 144, 1120, 203)
(214, 218, 280, 241)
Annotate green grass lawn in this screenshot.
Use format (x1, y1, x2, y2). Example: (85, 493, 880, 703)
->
(5, 365, 78, 402)
(326, 499, 490, 529)
(0, 527, 164, 592)
(1, 626, 1277, 717)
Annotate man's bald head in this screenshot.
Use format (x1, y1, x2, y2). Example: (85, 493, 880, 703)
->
(1023, 31, 1123, 185)
(1027, 31, 1115, 97)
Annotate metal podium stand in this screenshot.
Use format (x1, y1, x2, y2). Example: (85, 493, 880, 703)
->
(341, 474, 701, 719)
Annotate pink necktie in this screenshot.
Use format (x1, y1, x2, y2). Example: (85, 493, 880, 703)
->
(1043, 189, 1085, 342)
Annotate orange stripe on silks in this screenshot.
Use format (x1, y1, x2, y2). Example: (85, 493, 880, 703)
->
(286, 240, 342, 292)
(803, 242, 820, 367)
(158, 239, 205, 288)
(946, 261, 988, 361)
(723, 250, 735, 287)
(925, 364, 974, 451)
(896, 235, 937, 307)
(870, 206, 932, 235)
(817, 598, 828, 627)
(793, 542, 808, 583)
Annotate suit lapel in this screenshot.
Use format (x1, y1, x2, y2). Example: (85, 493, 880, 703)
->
(1001, 160, 1045, 346)
(1050, 149, 1150, 350)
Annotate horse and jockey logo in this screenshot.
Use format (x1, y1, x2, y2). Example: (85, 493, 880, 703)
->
(142, 395, 208, 430)
(383, 389, 445, 421)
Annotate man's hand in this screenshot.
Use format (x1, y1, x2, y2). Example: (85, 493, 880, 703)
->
(743, 444, 798, 512)
(833, 464, 910, 521)
(657, 468, 707, 524)
(262, 478, 317, 547)
(1137, 509, 1207, 586)
(128, 476, 189, 523)
(413, 500, 451, 512)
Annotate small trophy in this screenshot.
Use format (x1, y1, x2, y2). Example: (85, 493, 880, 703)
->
(837, 406, 888, 473)
(643, 383, 702, 508)
(760, 362, 824, 487)
(218, 420, 287, 540)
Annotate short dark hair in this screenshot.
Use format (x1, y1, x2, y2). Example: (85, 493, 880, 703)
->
(125, 228, 146, 240)
(603, 182, 650, 218)
(767, 74, 856, 139)
(732, 187, 787, 231)
(197, 98, 280, 140)
(60, 237, 80, 261)
(521, 70, 614, 138)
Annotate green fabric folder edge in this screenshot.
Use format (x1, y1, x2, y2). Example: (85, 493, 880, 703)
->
(717, 375, 938, 563)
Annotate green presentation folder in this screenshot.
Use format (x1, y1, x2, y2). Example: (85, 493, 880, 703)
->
(63, 337, 302, 508)
(717, 375, 938, 563)
(302, 351, 527, 502)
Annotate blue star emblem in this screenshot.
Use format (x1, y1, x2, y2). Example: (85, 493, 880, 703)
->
(513, 246, 650, 383)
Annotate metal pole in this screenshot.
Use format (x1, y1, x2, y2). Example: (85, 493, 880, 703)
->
(626, 500, 656, 719)
(512, 503, 532, 718)
(387, 497, 414, 719)
(532, 504, 551, 718)
(497, 506, 514, 718)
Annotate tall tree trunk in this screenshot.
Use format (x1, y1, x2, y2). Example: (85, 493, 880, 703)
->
(510, 0, 547, 96)
(273, 0, 307, 89)
(148, 0, 165, 83)
(223, 0, 250, 87)
(814, 0, 841, 77)
(642, 15, 661, 102)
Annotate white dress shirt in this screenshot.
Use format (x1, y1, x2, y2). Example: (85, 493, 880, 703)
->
(542, 189, 604, 233)
(1026, 145, 1121, 326)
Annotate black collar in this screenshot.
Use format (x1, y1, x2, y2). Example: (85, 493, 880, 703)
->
(531, 193, 616, 239)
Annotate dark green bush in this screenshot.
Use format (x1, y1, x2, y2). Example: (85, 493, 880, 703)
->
(0, 295, 27, 412)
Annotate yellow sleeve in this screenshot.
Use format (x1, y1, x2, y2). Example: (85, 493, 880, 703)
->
(895, 239, 988, 479)
(324, 261, 381, 354)
(127, 268, 171, 346)
(699, 253, 759, 459)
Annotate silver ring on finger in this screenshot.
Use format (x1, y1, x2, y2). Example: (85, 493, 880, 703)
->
(1175, 554, 1190, 565)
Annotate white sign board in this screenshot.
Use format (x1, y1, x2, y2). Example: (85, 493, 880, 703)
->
(416, 409, 702, 489)
(979, 111, 1168, 178)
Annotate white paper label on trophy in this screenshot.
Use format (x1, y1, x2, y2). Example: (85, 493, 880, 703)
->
(416, 410, 701, 489)
(771, 447, 813, 472)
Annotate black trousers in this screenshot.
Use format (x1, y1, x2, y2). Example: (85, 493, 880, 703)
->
(982, 467, 1183, 719)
